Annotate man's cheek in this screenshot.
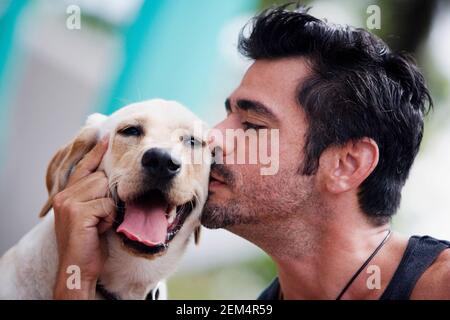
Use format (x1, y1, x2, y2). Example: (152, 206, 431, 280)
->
(258, 128, 280, 176)
(239, 165, 264, 190)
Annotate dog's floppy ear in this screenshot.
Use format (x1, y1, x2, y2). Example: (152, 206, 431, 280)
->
(39, 113, 108, 217)
(194, 226, 201, 246)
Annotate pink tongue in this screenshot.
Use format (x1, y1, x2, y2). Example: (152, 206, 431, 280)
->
(117, 202, 168, 246)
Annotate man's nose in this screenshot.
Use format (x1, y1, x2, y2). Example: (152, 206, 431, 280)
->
(208, 119, 234, 162)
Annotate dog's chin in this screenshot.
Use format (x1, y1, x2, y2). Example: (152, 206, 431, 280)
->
(113, 188, 196, 258)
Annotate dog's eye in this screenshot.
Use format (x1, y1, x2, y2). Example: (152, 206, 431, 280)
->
(119, 126, 142, 137)
(180, 135, 203, 148)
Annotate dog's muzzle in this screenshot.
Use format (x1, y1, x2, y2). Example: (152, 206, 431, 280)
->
(141, 148, 181, 183)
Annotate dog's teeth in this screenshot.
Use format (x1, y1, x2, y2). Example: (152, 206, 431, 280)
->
(167, 213, 176, 224)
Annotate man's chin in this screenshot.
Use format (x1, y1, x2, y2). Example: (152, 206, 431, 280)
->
(200, 200, 258, 229)
(200, 202, 233, 229)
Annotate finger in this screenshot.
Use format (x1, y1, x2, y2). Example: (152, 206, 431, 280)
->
(80, 198, 117, 230)
(98, 212, 117, 235)
(95, 199, 118, 234)
(67, 135, 109, 187)
(62, 171, 109, 203)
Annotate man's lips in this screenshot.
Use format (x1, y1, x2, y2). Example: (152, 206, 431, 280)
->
(209, 173, 226, 189)
(209, 171, 225, 183)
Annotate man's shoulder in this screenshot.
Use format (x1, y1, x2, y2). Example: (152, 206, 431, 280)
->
(411, 246, 450, 299)
(257, 277, 280, 300)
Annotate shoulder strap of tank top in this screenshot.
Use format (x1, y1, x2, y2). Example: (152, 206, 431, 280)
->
(380, 235, 450, 300)
(257, 277, 280, 300)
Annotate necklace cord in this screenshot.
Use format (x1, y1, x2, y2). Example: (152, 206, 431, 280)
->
(335, 229, 392, 300)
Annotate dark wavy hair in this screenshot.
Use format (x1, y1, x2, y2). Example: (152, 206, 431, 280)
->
(238, 4, 432, 224)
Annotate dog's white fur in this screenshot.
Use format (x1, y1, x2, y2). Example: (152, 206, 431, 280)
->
(0, 99, 210, 299)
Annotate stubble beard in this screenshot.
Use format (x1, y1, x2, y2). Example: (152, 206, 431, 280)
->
(201, 198, 259, 229)
(201, 165, 316, 230)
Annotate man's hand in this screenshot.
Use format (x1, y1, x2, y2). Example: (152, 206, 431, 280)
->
(52, 136, 117, 299)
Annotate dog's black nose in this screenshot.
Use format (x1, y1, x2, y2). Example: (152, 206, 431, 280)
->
(141, 148, 181, 179)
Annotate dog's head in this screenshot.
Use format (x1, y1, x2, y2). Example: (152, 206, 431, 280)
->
(40, 99, 211, 257)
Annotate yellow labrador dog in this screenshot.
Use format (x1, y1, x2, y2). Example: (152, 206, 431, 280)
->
(0, 99, 211, 299)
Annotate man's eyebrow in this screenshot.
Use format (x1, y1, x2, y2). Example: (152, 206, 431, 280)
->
(236, 99, 278, 122)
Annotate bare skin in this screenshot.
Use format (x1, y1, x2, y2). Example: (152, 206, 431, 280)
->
(204, 57, 450, 299)
(52, 58, 450, 299)
(53, 136, 116, 299)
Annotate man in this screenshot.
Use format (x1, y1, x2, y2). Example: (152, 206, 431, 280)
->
(53, 5, 450, 299)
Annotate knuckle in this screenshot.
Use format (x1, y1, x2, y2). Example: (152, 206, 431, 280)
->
(52, 192, 65, 210)
(53, 192, 78, 216)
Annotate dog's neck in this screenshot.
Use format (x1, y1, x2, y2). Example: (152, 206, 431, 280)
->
(95, 228, 189, 300)
(10, 213, 169, 299)
(96, 281, 161, 300)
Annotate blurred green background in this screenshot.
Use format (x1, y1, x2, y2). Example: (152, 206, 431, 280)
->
(0, 0, 449, 299)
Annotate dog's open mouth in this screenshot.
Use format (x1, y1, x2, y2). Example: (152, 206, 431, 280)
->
(114, 189, 195, 255)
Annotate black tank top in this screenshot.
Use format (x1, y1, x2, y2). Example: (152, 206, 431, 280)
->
(258, 235, 450, 300)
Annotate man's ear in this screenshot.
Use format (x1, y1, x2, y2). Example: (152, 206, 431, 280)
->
(194, 226, 201, 246)
(38, 113, 108, 217)
(320, 138, 379, 194)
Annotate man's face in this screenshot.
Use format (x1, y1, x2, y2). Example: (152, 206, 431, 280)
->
(202, 58, 318, 229)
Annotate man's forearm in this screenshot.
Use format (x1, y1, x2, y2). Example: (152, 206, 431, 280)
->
(53, 264, 97, 299)
(53, 279, 96, 299)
